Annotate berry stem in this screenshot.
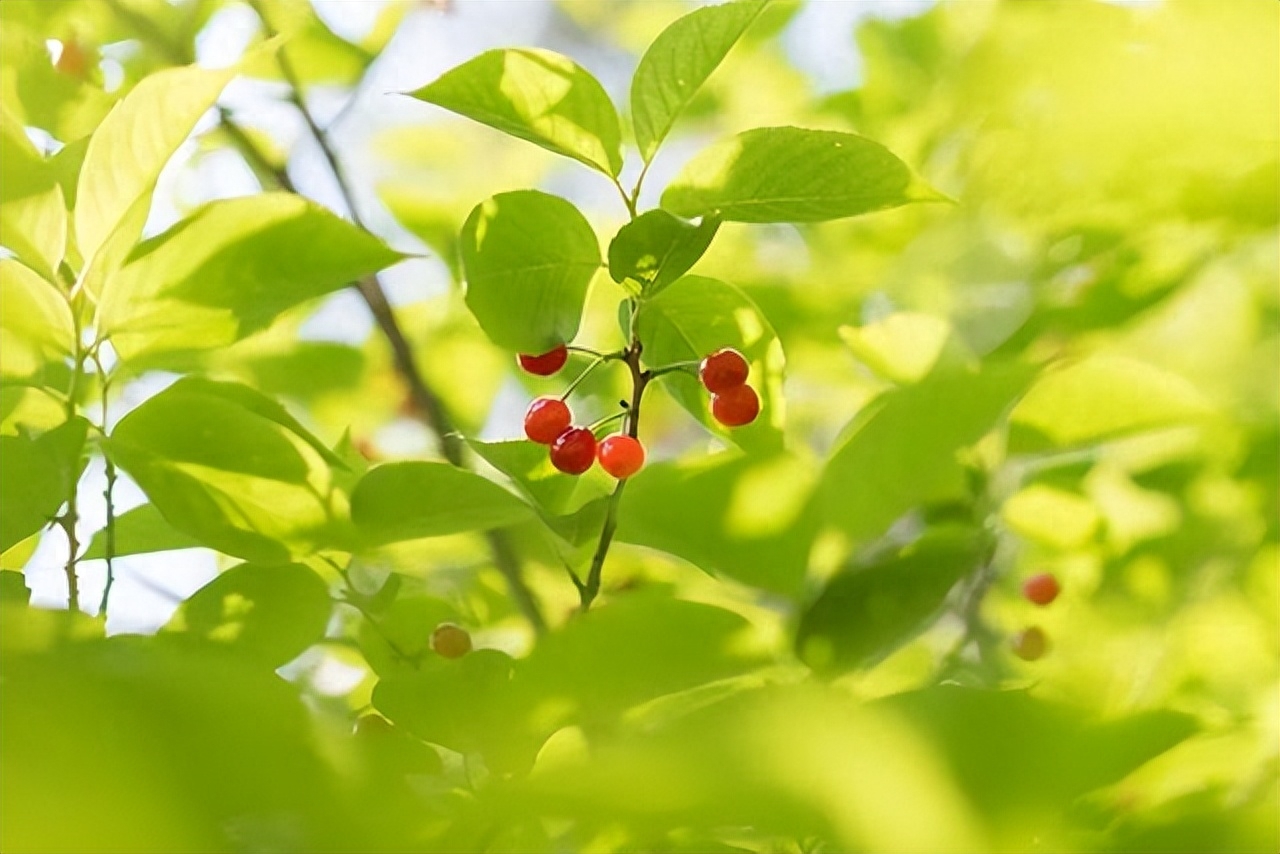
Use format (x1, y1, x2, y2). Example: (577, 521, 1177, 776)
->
(559, 353, 612, 401)
(580, 337, 649, 612)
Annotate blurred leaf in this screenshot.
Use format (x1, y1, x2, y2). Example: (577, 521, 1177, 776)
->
(460, 190, 601, 353)
(355, 592, 457, 676)
(616, 451, 817, 595)
(83, 503, 203, 560)
(99, 194, 402, 367)
(1001, 484, 1100, 550)
(0, 569, 31, 603)
(608, 210, 720, 298)
(0, 26, 114, 142)
(350, 461, 533, 547)
(248, 0, 373, 87)
(662, 127, 940, 223)
(166, 562, 330, 668)
(1010, 356, 1212, 451)
(410, 48, 623, 177)
(839, 312, 971, 384)
(0, 259, 74, 387)
(469, 438, 614, 516)
(631, 0, 768, 161)
(75, 62, 234, 264)
(0, 417, 87, 553)
(0, 109, 66, 278)
(1, 535, 39, 571)
(637, 275, 785, 452)
(106, 381, 349, 563)
(821, 364, 1034, 544)
(797, 526, 987, 674)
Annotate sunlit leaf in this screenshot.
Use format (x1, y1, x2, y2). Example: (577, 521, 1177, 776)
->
(0, 260, 74, 387)
(83, 504, 203, 560)
(350, 461, 533, 547)
(469, 438, 614, 516)
(166, 562, 331, 668)
(631, 0, 768, 161)
(0, 108, 66, 278)
(410, 48, 623, 176)
(0, 417, 87, 553)
(460, 190, 600, 353)
(608, 209, 720, 297)
(662, 126, 941, 223)
(98, 193, 402, 367)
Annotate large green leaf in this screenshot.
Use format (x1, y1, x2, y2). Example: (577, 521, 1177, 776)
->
(0, 108, 66, 279)
(98, 194, 402, 367)
(75, 62, 234, 265)
(796, 526, 988, 674)
(662, 126, 940, 223)
(820, 364, 1034, 544)
(106, 382, 348, 563)
(607, 209, 720, 298)
(83, 504, 204, 560)
(1009, 355, 1213, 451)
(0, 418, 87, 553)
(410, 48, 623, 176)
(636, 275, 785, 452)
(616, 451, 817, 595)
(0, 260, 75, 387)
(460, 190, 600, 353)
(165, 562, 331, 668)
(631, 0, 769, 162)
(350, 461, 533, 547)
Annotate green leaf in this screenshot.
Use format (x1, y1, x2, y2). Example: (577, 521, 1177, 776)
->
(0, 418, 87, 553)
(460, 190, 600, 353)
(662, 126, 940, 223)
(166, 562, 331, 668)
(631, 0, 769, 162)
(1009, 355, 1212, 451)
(0, 260, 75, 387)
(1000, 484, 1101, 550)
(468, 438, 614, 517)
(839, 312, 971, 385)
(75, 62, 235, 264)
(0, 108, 66, 278)
(350, 461, 533, 547)
(797, 526, 988, 674)
(410, 48, 623, 176)
(636, 275, 785, 452)
(355, 593, 457, 676)
(607, 209, 720, 298)
(616, 451, 817, 595)
(106, 382, 348, 563)
(820, 364, 1034, 544)
(98, 193, 402, 367)
(83, 504, 204, 560)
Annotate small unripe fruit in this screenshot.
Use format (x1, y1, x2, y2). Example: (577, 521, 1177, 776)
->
(699, 348, 749, 393)
(518, 344, 568, 376)
(597, 434, 645, 479)
(711, 384, 760, 427)
(431, 622, 472, 659)
(524, 397, 572, 444)
(1022, 572, 1061, 606)
(56, 39, 90, 79)
(1012, 626, 1049, 661)
(550, 427, 596, 475)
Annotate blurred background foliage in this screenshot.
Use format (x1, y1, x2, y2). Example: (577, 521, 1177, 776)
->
(0, 0, 1276, 852)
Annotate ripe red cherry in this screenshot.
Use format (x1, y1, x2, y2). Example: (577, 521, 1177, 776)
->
(550, 427, 596, 475)
(431, 623, 472, 659)
(1022, 572, 1061, 606)
(597, 434, 645, 479)
(711, 384, 760, 427)
(517, 344, 568, 376)
(699, 348, 750, 393)
(1011, 626, 1049, 661)
(524, 397, 572, 444)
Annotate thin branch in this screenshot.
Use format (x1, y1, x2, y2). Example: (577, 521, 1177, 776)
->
(91, 349, 117, 617)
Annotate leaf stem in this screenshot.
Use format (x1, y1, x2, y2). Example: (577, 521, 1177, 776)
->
(90, 348, 117, 618)
(611, 175, 638, 220)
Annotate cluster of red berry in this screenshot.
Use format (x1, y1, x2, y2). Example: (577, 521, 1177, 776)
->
(515, 344, 760, 479)
(1011, 572, 1061, 661)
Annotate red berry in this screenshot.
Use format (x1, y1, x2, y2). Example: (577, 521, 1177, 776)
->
(1012, 626, 1049, 661)
(710, 384, 760, 427)
(699, 348, 750, 393)
(550, 427, 596, 475)
(518, 344, 568, 376)
(597, 434, 645, 479)
(431, 623, 472, 659)
(1022, 573, 1061, 606)
(524, 397, 572, 444)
